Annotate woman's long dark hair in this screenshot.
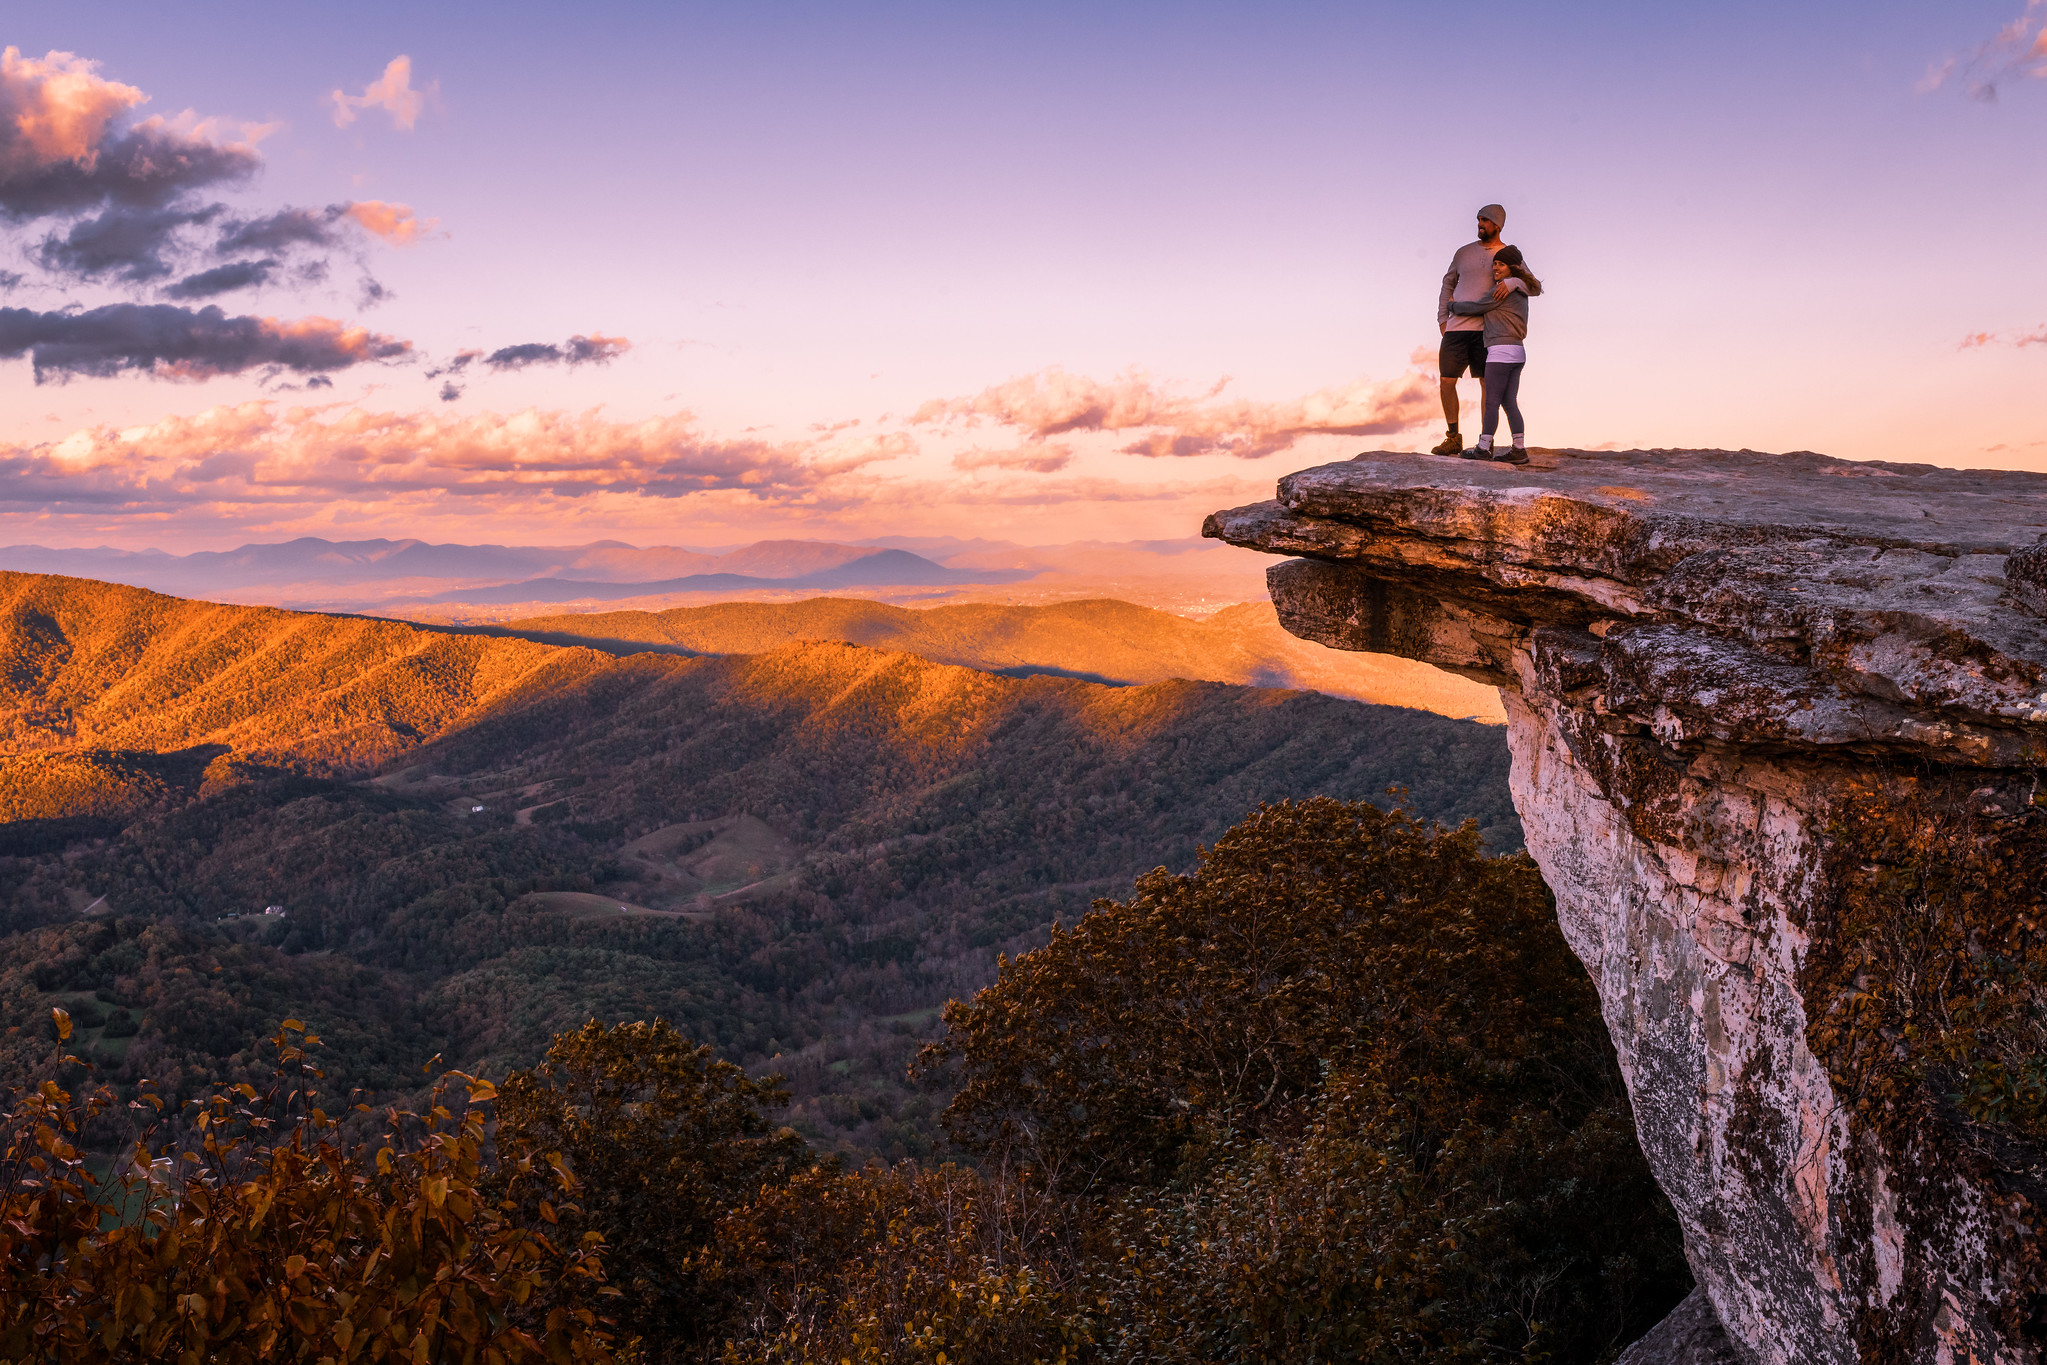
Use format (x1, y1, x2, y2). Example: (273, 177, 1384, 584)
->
(1493, 244, 1543, 296)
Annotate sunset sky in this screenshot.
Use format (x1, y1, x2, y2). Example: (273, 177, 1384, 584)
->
(2, 1, 2044, 551)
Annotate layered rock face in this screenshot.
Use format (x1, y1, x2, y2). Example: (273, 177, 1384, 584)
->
(1207, 449, 2047, 1364)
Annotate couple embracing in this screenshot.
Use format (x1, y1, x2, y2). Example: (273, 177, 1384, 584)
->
(1432, 203, 1540, 464)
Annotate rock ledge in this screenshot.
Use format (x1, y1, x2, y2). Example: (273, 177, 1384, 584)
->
(1207, 448, 2047, 1365)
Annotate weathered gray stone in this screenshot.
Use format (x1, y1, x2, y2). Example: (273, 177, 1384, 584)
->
(1205, 448, 2047, 1365)
(1615, 1289, 1744, 1365)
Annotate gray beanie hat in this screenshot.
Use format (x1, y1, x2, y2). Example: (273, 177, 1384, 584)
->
(1477, 203, 1506, 228)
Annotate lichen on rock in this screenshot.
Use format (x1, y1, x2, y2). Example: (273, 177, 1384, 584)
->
(1206, 448, 2047, 1364)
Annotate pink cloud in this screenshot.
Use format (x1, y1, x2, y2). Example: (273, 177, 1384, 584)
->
(331, 56, 433, 131)
(0, 48, 261, 218)
(915, 364, 1435, 459)
(344, 200, 437, 245)
(0, 47, 144, 173)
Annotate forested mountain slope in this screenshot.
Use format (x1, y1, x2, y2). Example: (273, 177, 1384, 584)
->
(0, 571, 614, 768)
(0, 571, 1518, 1155)
(497, 596, 1505, 720)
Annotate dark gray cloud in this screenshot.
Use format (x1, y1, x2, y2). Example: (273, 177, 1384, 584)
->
(165, 259, 279, 299)
(0, 123, 258, 220)
(483, 342, 560, 370)
(438, 380, 462, 402)
(0, 55, 439, 388)
(35, 204, 222, 283)
(484, 333, 632, 370)
(426, 348, 482, 380)
(0, 303, 411, 382)
(214, 205, 350, 256)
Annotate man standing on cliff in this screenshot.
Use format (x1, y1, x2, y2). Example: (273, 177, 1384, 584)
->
(1432, 204, 1508, 456)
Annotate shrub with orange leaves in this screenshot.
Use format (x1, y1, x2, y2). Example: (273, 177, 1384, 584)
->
(0, 1013, 627, 1365)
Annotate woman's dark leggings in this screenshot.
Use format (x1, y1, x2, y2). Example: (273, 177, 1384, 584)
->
(1482, 361, 1525, 437)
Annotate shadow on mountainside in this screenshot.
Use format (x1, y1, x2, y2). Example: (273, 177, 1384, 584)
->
(0, 570, 1519, 1159)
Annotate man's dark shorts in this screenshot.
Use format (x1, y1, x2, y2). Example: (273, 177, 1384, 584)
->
(1439, 331, 1487, 378)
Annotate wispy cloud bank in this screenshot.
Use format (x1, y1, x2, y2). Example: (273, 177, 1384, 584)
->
(914, 363, 1435, 460)
(1921, 2, 2047, 100)
(1961, 324, 2047, 349)
(481, 334, 633, 372)
(425, 334, 632, 399)
(330, 56, 433, 131)
(215, 200, 434, 255)
(0, 349, 1416, 542)
(0, 403, 840, 517)
(0, 388, 1271, 541)
(952, 444, 1074, 473)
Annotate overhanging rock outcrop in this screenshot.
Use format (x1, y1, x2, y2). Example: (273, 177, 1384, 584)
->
(1207, 449, 2047, 1365)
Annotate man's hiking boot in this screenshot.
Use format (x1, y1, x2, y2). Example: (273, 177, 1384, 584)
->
(1430, 432, 1463, 456)
(1493, 447, 1530, 466)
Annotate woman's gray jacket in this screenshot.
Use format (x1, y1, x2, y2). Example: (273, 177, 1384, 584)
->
(1448, 283, 1530, 348)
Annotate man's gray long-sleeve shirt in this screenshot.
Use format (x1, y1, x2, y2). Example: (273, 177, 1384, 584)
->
(1438, 240, 1501, 332)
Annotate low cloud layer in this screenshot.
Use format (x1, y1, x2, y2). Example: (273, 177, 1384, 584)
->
(0, 403, 838, 518)
(330, 56, 432, 131)
(0, 304, 410, 382)
(0, 370, 1293, 536)
(1921, 2, 2047, 100)
(916, 364, 1435, 461)
(952, 444, 1075, 473)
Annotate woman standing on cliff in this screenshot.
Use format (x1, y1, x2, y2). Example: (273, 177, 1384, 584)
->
(1448, 244, 1541, 464)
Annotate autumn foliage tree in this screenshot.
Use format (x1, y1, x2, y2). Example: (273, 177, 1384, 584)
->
(911, 798, 1690, 1361)
(495, 1019, 809, 1357)
(0, 1016, 621, 1365)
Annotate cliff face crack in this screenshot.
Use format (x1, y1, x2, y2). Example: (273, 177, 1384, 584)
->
(1209, 448, 2047, 1365)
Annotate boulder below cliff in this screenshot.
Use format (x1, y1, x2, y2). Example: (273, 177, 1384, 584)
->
(1207, 448, 2047, 1365)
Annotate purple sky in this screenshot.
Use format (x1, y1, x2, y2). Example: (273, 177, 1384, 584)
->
(2, 1, 2044, 550)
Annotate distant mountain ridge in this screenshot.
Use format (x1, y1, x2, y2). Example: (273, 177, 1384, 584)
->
(0, 536, 1027, 602)
(416, 549, 1031, 606)
(0, 534, 1276, 617)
